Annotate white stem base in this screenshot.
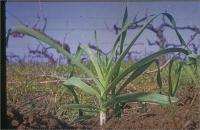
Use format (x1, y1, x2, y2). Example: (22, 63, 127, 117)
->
(100, 111, 106, 126)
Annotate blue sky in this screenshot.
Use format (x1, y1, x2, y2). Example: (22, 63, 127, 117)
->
(6, 2, 200, 60)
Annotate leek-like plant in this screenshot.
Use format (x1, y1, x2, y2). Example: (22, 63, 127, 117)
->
(8, 8, 197, 126)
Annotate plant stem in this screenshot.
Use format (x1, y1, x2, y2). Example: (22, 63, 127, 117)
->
(100, 111, 106, 126)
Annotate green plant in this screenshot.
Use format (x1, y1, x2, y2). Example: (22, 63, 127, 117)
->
(168, 54, 200, 97)
(8, 7, 198, 126)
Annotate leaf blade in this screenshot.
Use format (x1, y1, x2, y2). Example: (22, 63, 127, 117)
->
(105, 92, 177, 107)
(63, 77, 100, 99)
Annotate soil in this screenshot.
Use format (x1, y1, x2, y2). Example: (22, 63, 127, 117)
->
(7, 86, 200, 129)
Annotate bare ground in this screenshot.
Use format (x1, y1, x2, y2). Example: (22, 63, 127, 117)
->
(7, 86, 200, 129)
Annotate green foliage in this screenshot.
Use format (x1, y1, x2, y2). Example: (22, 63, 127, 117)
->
(168, 57, 200, 97)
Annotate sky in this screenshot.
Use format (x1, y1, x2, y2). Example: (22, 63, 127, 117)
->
(6, 1, 200, 62)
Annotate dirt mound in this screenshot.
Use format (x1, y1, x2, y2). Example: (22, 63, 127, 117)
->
(7, 104, 74, 129)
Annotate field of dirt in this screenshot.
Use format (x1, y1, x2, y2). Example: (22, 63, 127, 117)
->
(7, 86, 200, 129)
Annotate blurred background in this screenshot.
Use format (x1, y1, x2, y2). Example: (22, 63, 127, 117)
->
(6, 1, 200, 64)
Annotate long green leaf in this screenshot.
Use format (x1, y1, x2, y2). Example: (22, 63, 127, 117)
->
(81, 45, 105, 88)
(105, 92, 177, 107)
(162, 13, 188, 49)
(63, 77, 100, 99)
(168, 59, 174, 96)
(155, 59, 163, 94)
(74, 44, 84, 61)
(98, 54, 108, 79)
(119, 7, 128, 54)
